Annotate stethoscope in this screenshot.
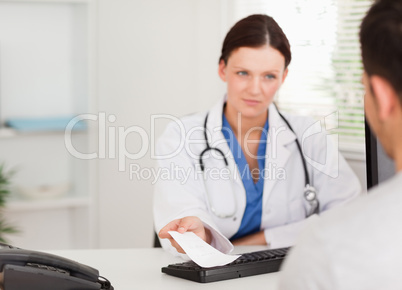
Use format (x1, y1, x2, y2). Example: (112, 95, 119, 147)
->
(199, 105, 319, 219)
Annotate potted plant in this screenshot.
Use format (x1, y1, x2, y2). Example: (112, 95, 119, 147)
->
(0, 164, 18, 243)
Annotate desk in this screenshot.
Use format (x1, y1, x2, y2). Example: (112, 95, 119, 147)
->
(48, 246, 280, 289)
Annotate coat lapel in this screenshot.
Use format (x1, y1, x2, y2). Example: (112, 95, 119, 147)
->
(262, 104, 296, 202)
(206, 98, 245, 192)
(203, 99, 297, 219)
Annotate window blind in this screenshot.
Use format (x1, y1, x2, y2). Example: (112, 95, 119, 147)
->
(231, 0, 373, 153)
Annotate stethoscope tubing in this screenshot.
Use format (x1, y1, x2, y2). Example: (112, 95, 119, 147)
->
(200, 105, 319, 218)
(199, 115, 228, 172)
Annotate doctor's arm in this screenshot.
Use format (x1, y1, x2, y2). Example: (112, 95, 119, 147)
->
(231, 231, 267, 246)
(153, 121, 233, 255)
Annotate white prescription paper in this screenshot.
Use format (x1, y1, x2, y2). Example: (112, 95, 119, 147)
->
(168, 231, 240, 268)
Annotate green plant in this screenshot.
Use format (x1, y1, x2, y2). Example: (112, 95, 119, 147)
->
(0, 164, 18, 243)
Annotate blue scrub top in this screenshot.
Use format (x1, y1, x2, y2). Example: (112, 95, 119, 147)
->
(221, 113, 269, 240)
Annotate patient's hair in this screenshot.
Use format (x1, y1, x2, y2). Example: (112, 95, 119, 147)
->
(219, 14, 291, 68)
(360, 0, 402, 100)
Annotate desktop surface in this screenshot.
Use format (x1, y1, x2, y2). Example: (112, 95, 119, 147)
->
(48, 246, 281, 289)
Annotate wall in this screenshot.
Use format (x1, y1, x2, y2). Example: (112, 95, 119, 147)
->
(0, 1, 91, 250)
(345, 155, 367, 192)
(96, 0, 227, 248)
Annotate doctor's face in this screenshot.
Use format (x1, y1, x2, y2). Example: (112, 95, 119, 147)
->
(218, 44, 288, 120)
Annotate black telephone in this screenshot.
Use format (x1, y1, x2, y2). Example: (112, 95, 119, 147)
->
(0, 242, 114, 290)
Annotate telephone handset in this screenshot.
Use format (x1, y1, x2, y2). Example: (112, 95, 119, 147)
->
(0, 242, 114, 290)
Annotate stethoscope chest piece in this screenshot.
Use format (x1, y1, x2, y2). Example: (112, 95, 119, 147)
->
(304, 185, 317, 202)
(304, 184, 319, 216)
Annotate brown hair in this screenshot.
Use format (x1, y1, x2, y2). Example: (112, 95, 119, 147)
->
(360, 0, 402, 98)
(219, 14, 291, 68)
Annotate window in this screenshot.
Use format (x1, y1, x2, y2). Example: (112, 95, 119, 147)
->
(231, 0, 373, 155)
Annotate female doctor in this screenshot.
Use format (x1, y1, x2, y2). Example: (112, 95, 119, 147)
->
(153, 14, 361, 255)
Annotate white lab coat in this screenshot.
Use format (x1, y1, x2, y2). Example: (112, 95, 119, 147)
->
(153, 97, 361, 255)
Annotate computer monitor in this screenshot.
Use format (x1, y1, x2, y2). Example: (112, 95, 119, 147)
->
(365, 120, 395, 190)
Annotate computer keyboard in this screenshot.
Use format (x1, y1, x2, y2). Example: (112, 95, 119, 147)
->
(161, 247, 289, 283)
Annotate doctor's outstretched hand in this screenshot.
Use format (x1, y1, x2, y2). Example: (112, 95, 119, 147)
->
(158, 216, 212, 254)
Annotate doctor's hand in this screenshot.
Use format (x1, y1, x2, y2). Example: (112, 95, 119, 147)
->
(158, 216, 212, 254)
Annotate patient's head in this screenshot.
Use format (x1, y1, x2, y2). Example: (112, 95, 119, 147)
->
(360, 0, 402, 161)
(360, 0, 402, 102)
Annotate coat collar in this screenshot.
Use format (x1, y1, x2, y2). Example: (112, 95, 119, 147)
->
(203, 95, 300, 205)
(205, 96, 296, 149)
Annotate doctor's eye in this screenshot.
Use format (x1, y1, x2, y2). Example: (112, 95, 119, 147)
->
(265, 74, 276, 80)
(237, 71, 248, 76)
